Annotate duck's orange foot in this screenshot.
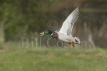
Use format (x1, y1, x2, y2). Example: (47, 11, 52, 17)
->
(69, 44, 75, 47)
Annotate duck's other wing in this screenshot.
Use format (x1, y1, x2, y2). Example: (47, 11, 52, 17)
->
(54, 28, 60, 33)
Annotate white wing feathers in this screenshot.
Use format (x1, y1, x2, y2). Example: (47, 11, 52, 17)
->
(59, 7, 79, 35)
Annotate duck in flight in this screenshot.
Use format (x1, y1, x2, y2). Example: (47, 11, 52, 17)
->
(40, 7, 80, 47)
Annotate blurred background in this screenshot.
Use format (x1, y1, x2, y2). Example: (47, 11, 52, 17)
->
(0, 0, 107, 71)
(0, 0, 107, 48)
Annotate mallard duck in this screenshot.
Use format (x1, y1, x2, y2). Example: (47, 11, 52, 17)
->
(40, 7, 80, 47)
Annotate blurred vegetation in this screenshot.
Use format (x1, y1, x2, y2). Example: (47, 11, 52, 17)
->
(0, 0, 107, 48)
(0, 43, 107, 71)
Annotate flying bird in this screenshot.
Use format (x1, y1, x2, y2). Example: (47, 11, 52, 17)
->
(40, 7, 80, 47)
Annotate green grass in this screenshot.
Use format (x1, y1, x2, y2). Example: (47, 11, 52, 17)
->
(0, 43, 107, 71)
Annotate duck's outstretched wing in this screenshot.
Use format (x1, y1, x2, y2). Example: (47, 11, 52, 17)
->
(59, 7, 79, 36)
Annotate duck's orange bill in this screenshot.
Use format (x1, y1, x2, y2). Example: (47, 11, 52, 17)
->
(72, 40, 78, 44)
(69, 44, 75, 47)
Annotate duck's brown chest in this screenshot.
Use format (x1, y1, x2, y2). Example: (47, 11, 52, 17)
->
(51, 33, 59, 39)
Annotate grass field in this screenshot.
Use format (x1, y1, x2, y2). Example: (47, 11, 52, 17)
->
(0, 42, 107, 71)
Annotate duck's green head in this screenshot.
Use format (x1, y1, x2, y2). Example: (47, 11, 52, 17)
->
(40, 30, 53, 36)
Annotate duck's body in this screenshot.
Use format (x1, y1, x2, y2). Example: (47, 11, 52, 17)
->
(51, 32, 73, 42)
(40, 7, 80, 47)
(58, 32, 73, 42)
